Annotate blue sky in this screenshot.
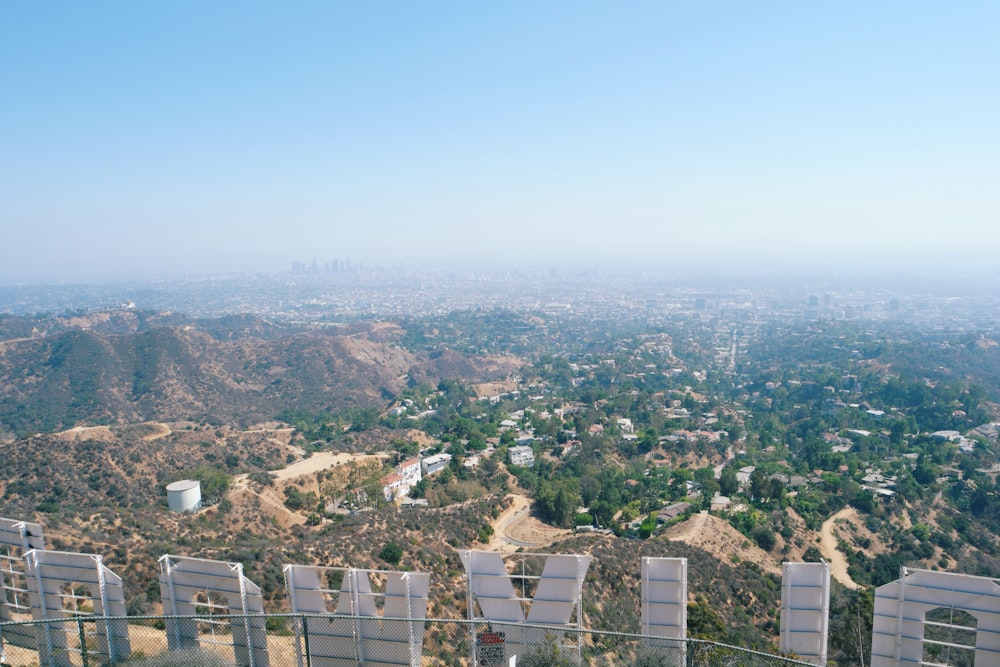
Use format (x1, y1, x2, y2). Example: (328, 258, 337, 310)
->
(2, 2, 998, 282)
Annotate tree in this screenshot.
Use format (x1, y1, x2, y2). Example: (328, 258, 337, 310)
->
(749, 469, 769, 503)
(767, 476, 786, 502)
(751, 525, 776, 551)
(638, 512, 657, 539)
(589, 499, 616, 527)
(719, 467, 739, 497)
(803, 546, 823, 562)
(638, 430, 658, 455)
(694, 466, 716, 486)
(580, 475, 601, 506)
(436, 465, 453, 485)
(284, 486, 316, 511)
(176, 466, 232, 506)
(700, 478, 720, 508)
(852, 489, 875, 514)
(828, 588, 873, 665)
(379, 542, 403, 565)
(409, 479, 428, 498)
(536, 480, 580, 528)
(913, 456, 939, 485)
(670, 468, 693, 498)
(688, 596, 727, 640)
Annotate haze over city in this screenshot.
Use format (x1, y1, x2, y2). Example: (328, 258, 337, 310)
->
(5, 8, 1000, 663)
(2, 2, 998, 284)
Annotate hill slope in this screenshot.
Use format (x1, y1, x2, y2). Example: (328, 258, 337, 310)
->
(0, 316, 521, 436)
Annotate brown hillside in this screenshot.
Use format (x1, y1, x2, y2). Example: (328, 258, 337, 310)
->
(0, 319, 523, 435)
(663, 511, 781, 576)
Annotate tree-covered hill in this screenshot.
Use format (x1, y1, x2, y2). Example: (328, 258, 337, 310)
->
(0, 315, 521, 437)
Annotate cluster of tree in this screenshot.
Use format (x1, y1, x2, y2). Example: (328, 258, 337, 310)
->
(283, 486, 318, 512)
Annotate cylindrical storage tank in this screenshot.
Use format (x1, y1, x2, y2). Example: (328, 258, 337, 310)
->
(166, 480, 202, 513)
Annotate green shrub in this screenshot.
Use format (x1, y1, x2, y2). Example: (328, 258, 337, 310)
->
(379, 541, 403, 565)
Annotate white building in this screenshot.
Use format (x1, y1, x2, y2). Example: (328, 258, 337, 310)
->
(382, 458, 423, 502)
(508, 445, 535, 467)
(422, 453, 453, 476)
(397, 458, 422, 485)
(382, 473, 406, 501)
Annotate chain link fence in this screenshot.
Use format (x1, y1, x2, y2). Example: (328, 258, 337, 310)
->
(1, 614, 814, 666)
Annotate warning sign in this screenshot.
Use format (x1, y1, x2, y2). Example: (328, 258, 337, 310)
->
(476, 631, 506, 666)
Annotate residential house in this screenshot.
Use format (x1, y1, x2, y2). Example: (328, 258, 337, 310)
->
(508, 445, 535, 467)
(397, 458, 423, 486)
(382, 473, 407, 502)
(422, 453, 453, 476)
(656, 502, 691, 524)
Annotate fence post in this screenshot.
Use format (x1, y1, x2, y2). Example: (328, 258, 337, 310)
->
(77, 617, 90, 667)
(301, 615, 311, 667)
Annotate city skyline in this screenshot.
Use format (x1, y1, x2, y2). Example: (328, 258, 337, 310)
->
(2, 2, 998, 284)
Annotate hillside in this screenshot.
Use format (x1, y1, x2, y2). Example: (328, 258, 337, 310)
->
(0, 314, 522, 437)
(0, 416, 787, 651)
(5, 304, 1000, 665)
(0, 422, 290, 519)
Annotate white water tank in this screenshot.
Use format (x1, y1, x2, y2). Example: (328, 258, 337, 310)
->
(166, 480, 202, 513)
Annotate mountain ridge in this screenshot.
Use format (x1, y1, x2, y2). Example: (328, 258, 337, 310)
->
(0, 313, 521, 437)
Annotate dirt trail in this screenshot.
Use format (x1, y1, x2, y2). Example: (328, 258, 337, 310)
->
(484, 494, 531, 551)
(820, 507, 862, 590)
(484, 494, 570, 552)
(142, 422, 173, 441)
(54, 425, 115, 442)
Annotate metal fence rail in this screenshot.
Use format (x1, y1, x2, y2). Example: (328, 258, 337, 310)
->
(0, 614, 814, 666)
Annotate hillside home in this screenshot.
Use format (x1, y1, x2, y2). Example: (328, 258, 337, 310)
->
(508, 445, 535, 467)
(397, 458, 422, 485)
(382, 473, 406, 501)
(656, 502, 691, 523)
(421, 453, 452, 476)
(711, 495, 731, 512)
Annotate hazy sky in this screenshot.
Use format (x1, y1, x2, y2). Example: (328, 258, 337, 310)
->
(2, 2, 998, 283)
